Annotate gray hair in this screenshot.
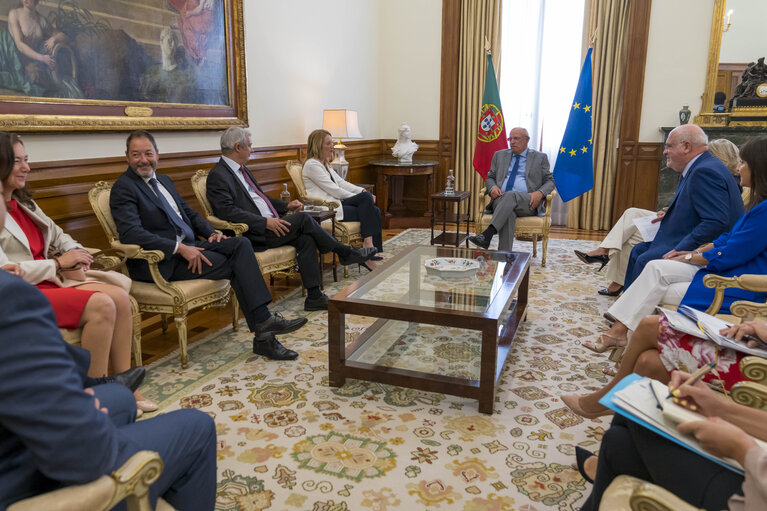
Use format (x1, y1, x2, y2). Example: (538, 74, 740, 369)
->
(220, 126, 250, 153)
(671, 124, 708, 148)
(509, 127, 530, 139)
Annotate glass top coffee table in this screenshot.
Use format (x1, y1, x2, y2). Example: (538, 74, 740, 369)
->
(328, 244, 530, 414)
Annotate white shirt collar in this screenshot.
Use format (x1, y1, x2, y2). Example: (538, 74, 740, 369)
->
(682, 152, 703, 178)
(222, 155, 242, 173)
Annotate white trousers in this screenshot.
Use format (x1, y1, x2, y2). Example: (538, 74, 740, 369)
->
(607, 259, 699, 331)
(600, 207, 655, 285)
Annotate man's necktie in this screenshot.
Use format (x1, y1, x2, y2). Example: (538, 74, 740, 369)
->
(148, 177, 195, 242)
(240, 166, 279, 218)
(504, 154, 521, 192)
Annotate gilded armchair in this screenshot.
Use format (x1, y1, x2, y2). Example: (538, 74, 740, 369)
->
(7, 451, 175, 511)
(88, 181, 237, 369)
(476, 190, 557, 266)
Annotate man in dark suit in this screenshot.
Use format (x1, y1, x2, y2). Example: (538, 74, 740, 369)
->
(205, 127, 376, 311)
(623, 124, 743, 289)
(110, 130, 305, 361)
(0, 269, 216, 510)
(469, 127, 555, 251)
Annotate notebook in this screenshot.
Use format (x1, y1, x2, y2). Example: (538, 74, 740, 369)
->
(600, 374, 767, 475)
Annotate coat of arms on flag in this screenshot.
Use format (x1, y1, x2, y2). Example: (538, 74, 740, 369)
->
(478, 104, 504, 142)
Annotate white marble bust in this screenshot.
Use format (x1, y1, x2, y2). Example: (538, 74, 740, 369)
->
(391, 123, 419, 163)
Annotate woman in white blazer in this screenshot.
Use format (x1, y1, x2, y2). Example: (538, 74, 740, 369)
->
(0, 133, 156, 411)
(302, 129, 383, 252)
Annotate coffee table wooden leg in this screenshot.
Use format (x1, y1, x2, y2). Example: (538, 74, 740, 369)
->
(478, 327, 498, 414)
(328, 308, 346, 387)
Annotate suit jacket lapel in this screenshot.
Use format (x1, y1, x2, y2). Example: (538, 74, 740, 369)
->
(497, 150, 512, 185)
(2, 212, 32, 255)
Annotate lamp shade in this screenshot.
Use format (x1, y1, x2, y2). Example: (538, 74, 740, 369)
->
(322, 109, 362, 139)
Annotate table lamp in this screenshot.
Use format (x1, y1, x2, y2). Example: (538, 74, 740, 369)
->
(322, 109, 362, 179)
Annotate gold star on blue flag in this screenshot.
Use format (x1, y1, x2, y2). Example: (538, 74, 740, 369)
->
(553, 48, 593, 202)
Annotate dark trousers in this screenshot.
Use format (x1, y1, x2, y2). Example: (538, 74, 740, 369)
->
(582, 415, 743, 511)
(165, 237, 272, 330)
(252, 212, 343, 290)
(97, 384, 217, 511)
(342, 192, 382, 251)
(624, 241, 668, 289)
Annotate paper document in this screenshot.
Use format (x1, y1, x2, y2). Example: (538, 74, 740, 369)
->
(633, 214, 660, 242)
(678, 305, 767, 357)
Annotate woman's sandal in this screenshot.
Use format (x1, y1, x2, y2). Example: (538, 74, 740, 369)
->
(575, 447, 596, 483)
(583, 334, 627, 361)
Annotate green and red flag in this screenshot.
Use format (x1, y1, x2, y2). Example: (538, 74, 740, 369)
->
(472, 53, 507, 180)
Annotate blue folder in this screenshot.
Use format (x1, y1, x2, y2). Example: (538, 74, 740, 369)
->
(599, 373, 744, 475)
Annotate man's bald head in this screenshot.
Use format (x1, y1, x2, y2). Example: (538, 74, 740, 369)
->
(664, 124, 709, 173)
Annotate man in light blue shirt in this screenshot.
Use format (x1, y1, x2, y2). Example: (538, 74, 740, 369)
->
(469, 127, 555, 251)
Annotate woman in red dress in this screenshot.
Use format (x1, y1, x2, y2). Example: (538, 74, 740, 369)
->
(0, 133, 156, 412)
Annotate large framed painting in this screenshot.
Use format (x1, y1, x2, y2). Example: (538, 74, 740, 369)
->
(0, 0, 246, 131)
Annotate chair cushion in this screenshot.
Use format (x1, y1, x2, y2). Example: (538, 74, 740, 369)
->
(130, 279, 230, 305)
(59, 327, 82, 346)
(255, 246, 296, 269)
(479, 213, 549, 231)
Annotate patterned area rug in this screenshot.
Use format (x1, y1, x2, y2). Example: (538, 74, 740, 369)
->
(141, 229, 620, 511)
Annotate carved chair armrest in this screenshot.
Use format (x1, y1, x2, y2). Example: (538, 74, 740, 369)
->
(109, 241, 184, 296)
(7, 451, 164, 511)
(300, 196, 340, 211)
(543, 191, 557, 218)
(703, 274, 767, 315)
(206, 215, 249, 236)
(599, 475, 703, 511)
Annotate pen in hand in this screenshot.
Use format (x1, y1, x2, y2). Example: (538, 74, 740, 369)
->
(666, 362, 716, 399)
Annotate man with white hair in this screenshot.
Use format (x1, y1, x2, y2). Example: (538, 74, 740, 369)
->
(206, 127, 376, 312)
(468, 127, 555, 252)
(622, 124, 744, 290)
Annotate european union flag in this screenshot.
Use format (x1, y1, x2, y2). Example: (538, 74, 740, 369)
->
(553, 48, 593, 202)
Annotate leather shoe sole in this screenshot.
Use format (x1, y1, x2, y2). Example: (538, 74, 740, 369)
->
(254, 313, 308, 337)
(93, 366, 146, 392)
(598, 286, 623, 297)
(252, 336, 298, 360)
(304, 295, 329, 311)
(468, 234, 491, 249)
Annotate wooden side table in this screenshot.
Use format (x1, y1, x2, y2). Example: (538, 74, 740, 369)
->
(430, 191, 471, 247)
(369, 159, 438, 228)
(304, 209, 338, 284)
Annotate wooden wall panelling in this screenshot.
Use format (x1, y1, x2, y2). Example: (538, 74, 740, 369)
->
(611, 0, 654, 225)
(437, 0, 460, 218)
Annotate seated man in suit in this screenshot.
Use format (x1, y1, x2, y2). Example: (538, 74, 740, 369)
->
(110, 130, 305, 361)
(205, 127, 377, 311)
(622, 124, 743, 291)
(468, 127, 555, 251)
(0, 243, 216, 509)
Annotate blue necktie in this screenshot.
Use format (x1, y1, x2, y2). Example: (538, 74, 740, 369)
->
(148, 178, 195, 242)
(504, 154, 520, 192)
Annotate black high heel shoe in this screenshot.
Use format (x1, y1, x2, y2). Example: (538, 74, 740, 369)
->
(598, 285, 623, 297)
(575, 447, 596, 484)
(574, 250, 609, 271)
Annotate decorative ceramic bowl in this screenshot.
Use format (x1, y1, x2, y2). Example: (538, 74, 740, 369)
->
(424, 257, 480, 278)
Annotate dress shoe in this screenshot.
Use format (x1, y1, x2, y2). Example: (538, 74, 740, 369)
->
(597, 285, 623, 297)
(304, 294, 329, 311)
(575, 447, 596, 483)
(252, 335, 298, 360)
(468, 234, 491, 249)
(574, 250, 609, 271)
(253, 312, 307, 337)
(92, 366, 146, 392)
(338, 246, 377, 266)
(561, 395, 614, 419)
(136, 398, 159, 413)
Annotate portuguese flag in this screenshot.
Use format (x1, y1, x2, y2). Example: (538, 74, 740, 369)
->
(472, 53, 508, 180)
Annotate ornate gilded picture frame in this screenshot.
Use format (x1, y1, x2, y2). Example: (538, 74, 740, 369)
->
(0, 0, 246, 132)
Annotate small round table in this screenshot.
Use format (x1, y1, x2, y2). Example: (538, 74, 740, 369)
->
(368, 159, 438, 228)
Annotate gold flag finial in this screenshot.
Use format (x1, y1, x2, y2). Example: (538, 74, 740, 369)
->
(589, 30, 597, 47)
(484, 36, 491, 55)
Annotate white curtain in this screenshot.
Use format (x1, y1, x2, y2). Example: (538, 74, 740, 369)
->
(500, 0, 586, 225)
